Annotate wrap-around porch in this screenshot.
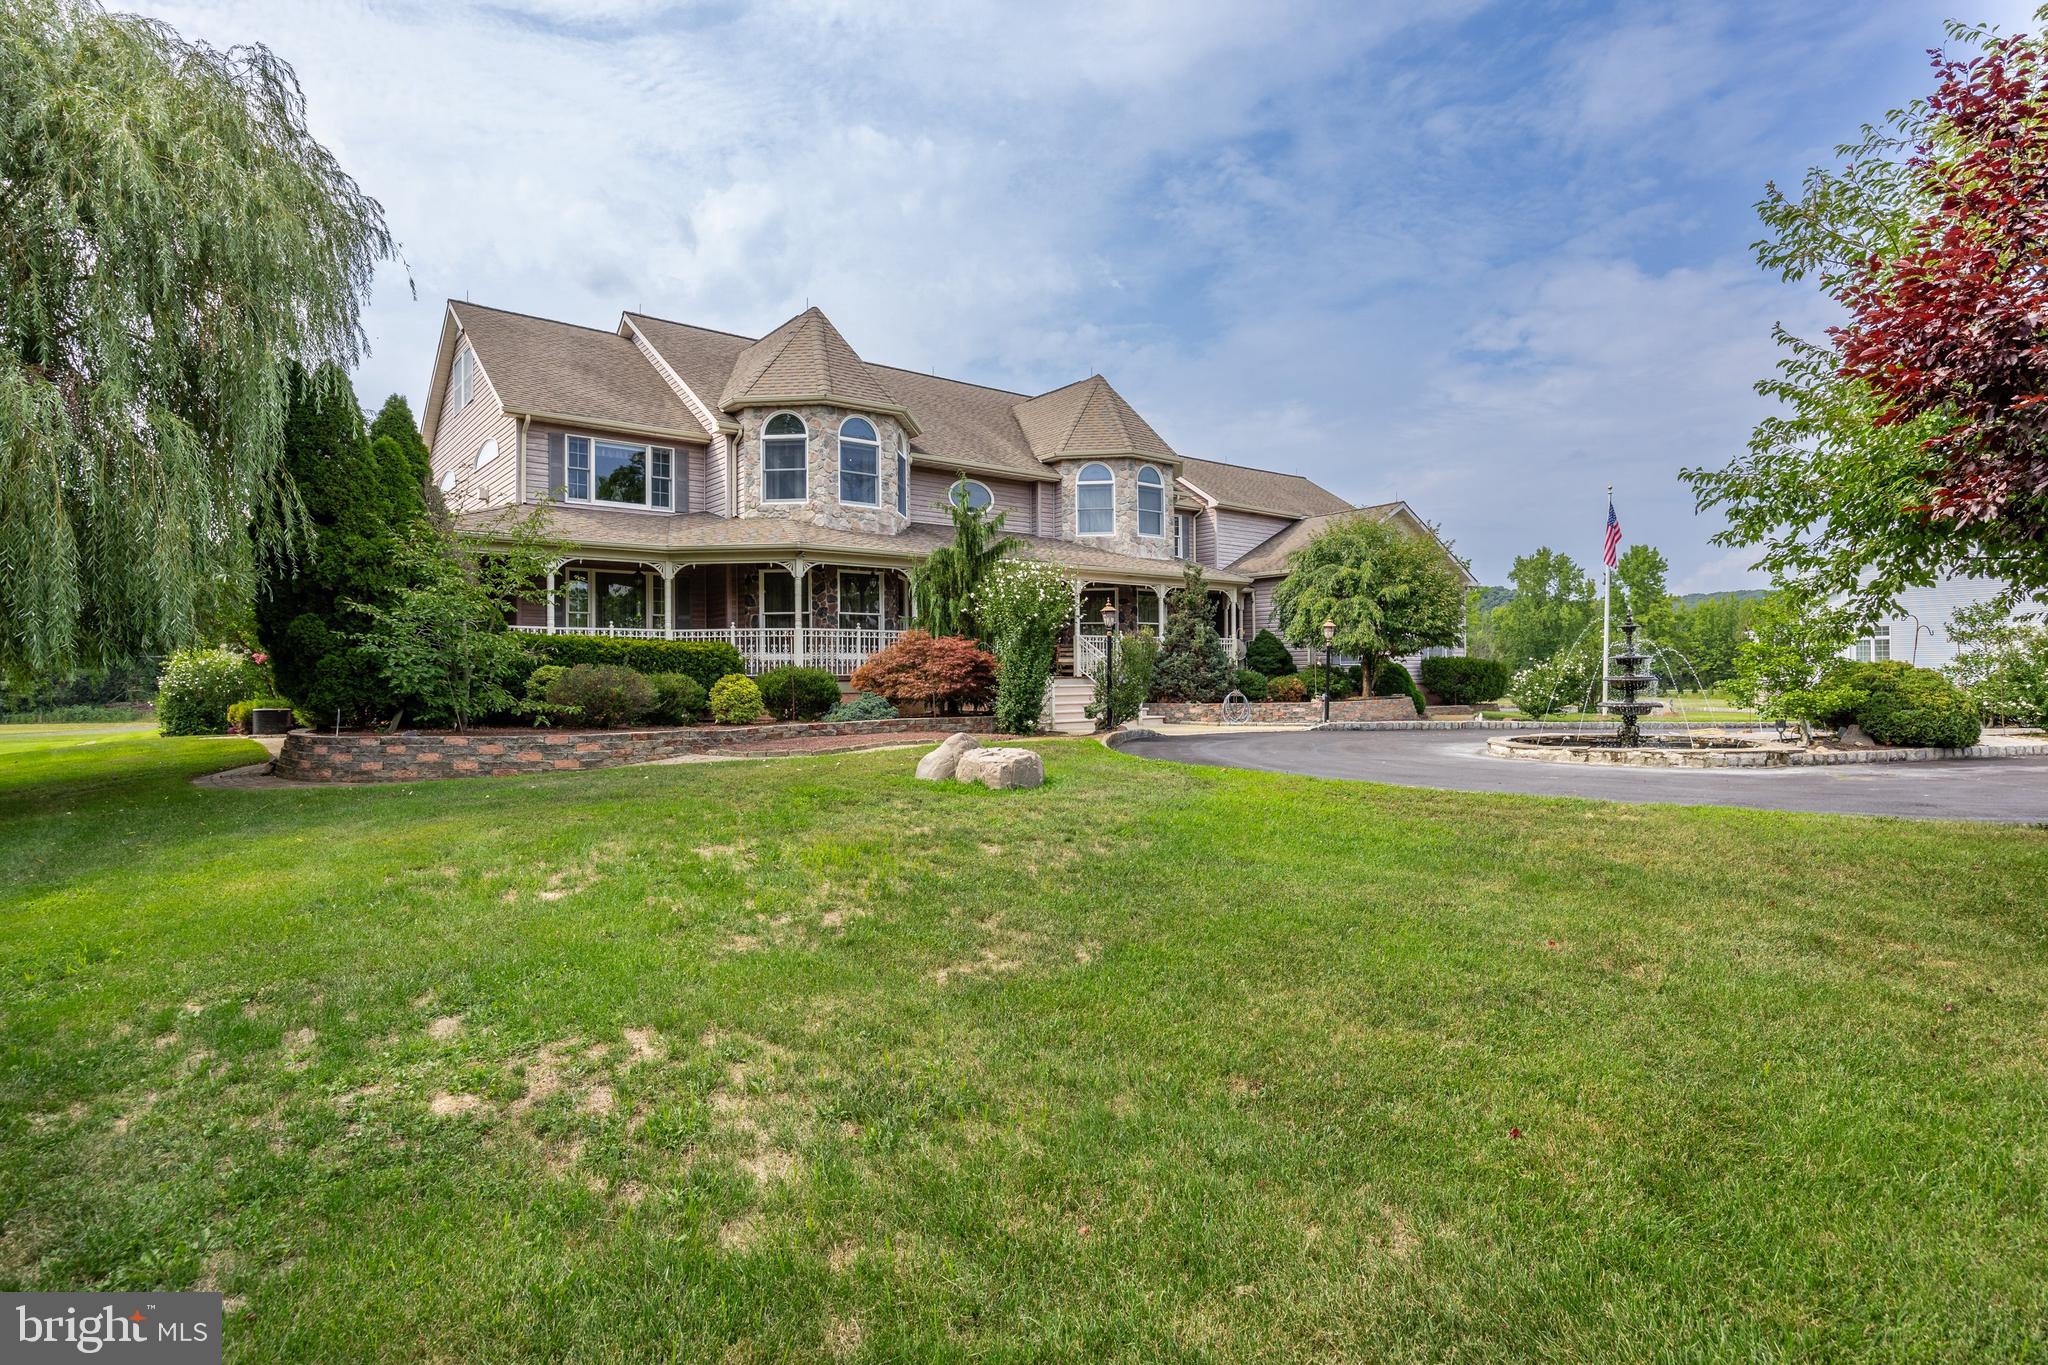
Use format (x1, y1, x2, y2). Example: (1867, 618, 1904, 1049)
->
(511, 556, 1247, 680)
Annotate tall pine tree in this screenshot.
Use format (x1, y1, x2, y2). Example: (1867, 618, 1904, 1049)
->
(369, 393, 432, 489)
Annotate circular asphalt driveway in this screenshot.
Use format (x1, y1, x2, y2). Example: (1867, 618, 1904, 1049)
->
(1125, 728, 2048, 822)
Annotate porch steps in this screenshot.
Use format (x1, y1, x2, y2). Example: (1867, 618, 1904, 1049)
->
(1042, 677, 1095, 735)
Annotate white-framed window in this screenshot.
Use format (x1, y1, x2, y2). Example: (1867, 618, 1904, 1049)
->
(474, 437, 497, 469)
(839, 416, 880, 505)
(760, 569, 799, 630)
(438, 468, 456, 494)
(1137, 465, 1165, 537)
(1137, 590, 1162, 633)
(565, 435, 670, 509)
(896, 442, 909, 517)
(948, 479, 993, 512)
(451, 345, 473, 411)
(1174, 511, 1196, 560)
(1854, 623, 1893, 663)
(564, 574, 590, 629)
(762, 412, 807, 502)
(1077, 462, 1114, 536)
(839, 570, 882, 631)
(651, 446, 672, 510)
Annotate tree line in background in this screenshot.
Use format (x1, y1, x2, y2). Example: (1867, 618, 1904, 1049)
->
(1462, 542, 1761, 689)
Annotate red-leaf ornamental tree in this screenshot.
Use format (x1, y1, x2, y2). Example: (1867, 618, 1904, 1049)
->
(1834, 31, 2048, 533)
(1686, 15, 2048, 616)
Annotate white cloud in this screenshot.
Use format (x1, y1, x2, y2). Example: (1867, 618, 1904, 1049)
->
(127, 0, 2007, 591)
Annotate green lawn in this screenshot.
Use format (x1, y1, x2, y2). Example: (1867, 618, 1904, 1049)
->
(3, 728, 2045, 1361)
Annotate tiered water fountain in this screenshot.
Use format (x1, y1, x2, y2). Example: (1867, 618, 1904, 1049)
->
(1488, 614, 1777, 767)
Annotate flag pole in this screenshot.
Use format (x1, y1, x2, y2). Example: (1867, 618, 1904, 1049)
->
(1600, 484, 1613, 707)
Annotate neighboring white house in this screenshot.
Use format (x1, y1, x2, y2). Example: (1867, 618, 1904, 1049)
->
(1843, 575, 2014, 671)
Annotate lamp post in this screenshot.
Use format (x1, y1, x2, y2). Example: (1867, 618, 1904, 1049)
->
(1321, 619, 1337, 723)
(1100, 603, 1120, 730)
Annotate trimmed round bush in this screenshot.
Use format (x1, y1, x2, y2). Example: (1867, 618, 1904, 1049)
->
(755, 665, 843, 722)
(546, 664, 653, 729)
(647, 672, 708, 725)
(1829, 661, 1981, 748)
(1297, 663, 1356, 699)
(157, 648, 266, 736)
(824, 692, 898, 721)
(1420, 655, 1511, 706)
(709, 673, 765, 725)
(1371, 659, 1426, 716)
(1244, 629, 1296, 677)
(1267, 674, 1308, 702)
(1233, 668, 1269, 701)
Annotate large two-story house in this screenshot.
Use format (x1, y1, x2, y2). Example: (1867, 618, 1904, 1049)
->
(421, 301, 1469, 682)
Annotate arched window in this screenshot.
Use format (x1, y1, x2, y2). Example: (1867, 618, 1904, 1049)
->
(896, 440, 909, 516)
(948, 479, 993, 512)
(762, 412, 807, 502)
(1137, 465, 1165, 537)
(1076, 462, 1114, 535)
(839, 416, 880, 505)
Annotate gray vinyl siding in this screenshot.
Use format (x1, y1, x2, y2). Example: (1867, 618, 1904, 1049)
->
(1844, 575, 2013, 671)
(524, 421, 703, 511)
(429, 351, 518, 508)
(906, 467, 1036, 531)
(1213, 510, 1293, 569)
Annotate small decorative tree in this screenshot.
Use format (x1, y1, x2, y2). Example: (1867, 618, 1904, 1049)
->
(1727, 592, 1859, 742)
(975, 559, 1075, 733)
(1090, 630, 1158, 726)
(1152, 566, 1234, 702)
(911, 482, 1017, 639)
(1947, 599, 2048, 727)
(850, 631, 997, 714)
(1270, 515, 1465, 684)
(352, 505, 561, 732)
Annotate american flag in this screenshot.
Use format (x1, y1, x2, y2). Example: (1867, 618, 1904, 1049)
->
(1603, 497, 1622, 569)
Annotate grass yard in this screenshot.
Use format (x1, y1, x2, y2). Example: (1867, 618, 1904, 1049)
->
(2, 727, 2045, 1361)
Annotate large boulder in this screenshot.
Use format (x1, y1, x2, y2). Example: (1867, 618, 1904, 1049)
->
(955, 746, 1044, 790)
(915, 732, 981, 781)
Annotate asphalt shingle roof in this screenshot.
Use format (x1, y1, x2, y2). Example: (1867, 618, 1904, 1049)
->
(450, 302, 708, 440)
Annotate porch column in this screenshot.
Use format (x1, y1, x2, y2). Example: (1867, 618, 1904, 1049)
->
(545, 566, 556, 634)
(1154, 585, 1169, 632)
(656, 562, 677, 638)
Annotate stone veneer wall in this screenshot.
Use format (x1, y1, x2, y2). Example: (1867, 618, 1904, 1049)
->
(732, 404, 912, 535)
(275, 717, 999, 784)
(1054, 456, 1178, 561)
(1149, 697, 1419, 724)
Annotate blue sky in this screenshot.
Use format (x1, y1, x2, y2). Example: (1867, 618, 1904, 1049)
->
(138, 0, 2040, 588)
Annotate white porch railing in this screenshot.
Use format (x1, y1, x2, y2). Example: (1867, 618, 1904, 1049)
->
(1074, 631, 1108, 680)
(512, 624, 902, 677)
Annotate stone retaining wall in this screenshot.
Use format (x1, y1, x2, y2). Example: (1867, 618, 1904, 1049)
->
(275, 717, 998, 784)
(1149, 697, 1419, 724)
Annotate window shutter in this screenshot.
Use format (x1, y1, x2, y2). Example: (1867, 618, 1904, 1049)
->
(547, 431, 565, 496)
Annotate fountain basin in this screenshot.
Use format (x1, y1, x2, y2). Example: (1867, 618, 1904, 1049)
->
(1488, 733, 1784, 768)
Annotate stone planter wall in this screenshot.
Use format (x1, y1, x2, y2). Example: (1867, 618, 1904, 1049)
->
(1148, 697, 1419, 724)
(274, 716, 999, 784)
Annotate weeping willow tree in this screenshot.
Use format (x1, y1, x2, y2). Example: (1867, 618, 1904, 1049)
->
(0, 0, 402, 681)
